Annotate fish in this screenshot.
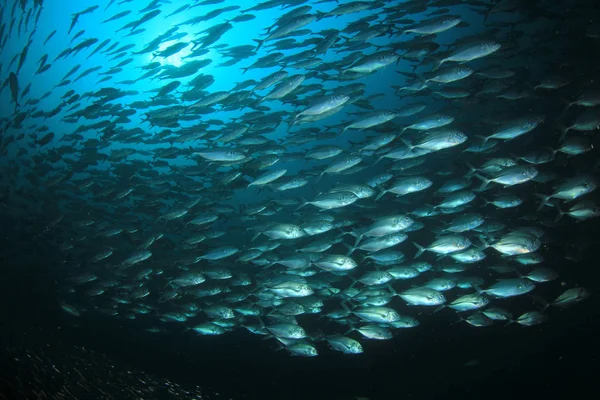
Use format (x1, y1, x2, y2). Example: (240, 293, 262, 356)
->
(433, 41, 501, 70)
(7, 72, 19, 110)
(0, 0, 592, 363)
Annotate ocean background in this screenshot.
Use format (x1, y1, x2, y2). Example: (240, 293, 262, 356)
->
(1, 0, 599, 399)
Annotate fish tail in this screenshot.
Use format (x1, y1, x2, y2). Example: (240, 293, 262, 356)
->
(385, 283, 398, 297)
(343, 322, 357, 336)
(294, 198, 308, 212)
(315, 11, 327, 21)
(474, 174, 490, 191)
(250, 232, 261, 242)
(531, 295, 551, 312)
(557, 125, 569, 141)
(253, 39, 264, 52)
(534, 193, 551, 211)
(474, 134, 489, 146)
(399, 137, 413, 150)
(342, 242, 354, 256)
(465, 161, 477, 177)
(557, 100, 574, 119)
(375, 189, 387, 201)
(553, 202, 565, 223)
(353, 233, 363, 248)
(474, 235, 489, 250)
(412, 242, 425, 259)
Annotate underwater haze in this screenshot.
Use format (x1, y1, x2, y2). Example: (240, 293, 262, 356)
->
(1, 0, 599, 399)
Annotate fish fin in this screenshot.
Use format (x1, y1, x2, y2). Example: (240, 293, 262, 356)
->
(477, 235, 491, 249)
(465, 161, 477, 177)
(474, 134, 489, 145)
(433, 305, 446, 314)
(412, 242, 425, 259)
(474, 174, 490, 191)
(529, 295, 550, 312)
(343, 322, 357, 336)
(342, 242, 355, 256)
(385, 283, 398, 297)
(557, 124, 570, 141)
(431, 59, 444, 72)
(353, 233, 364, 247)
(375, 188, 387, 201)
(557, 99, 574, 119)
(294, 198, 308, 212)
(315, 10, 328, 21)
(553, 202, 565, 223)
(258, 316, 266, 330)
(340, 302, 351, 313)
(514, 268, 524, 278)
(534, 193, 551, 211)
(399, 137, 413, 150)
(253, 38, 264, 52)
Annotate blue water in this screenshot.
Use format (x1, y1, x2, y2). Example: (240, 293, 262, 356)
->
(1, 1, 598, 399)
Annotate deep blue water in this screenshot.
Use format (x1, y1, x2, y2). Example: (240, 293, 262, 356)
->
(1, 0, 599, 399)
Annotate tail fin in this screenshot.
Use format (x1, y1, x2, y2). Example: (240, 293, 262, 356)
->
(399, 138, 413, 151)
(250, 232, 261, 242)
(253, 38, 265, 52)
(386, 283, 398, 297)
(557, 124, 570, 141)
(343, 321, 357, 336)
(431, 59, 445, 72)
(375, 188, 387, 201)
(315, 10, 328, 21)
(341, 301, 351, 313)
(465, 161, 478, 177)
(534, 193, 551, 211)
(474, 134, 489, 146)
(477, 235, 491, 249)
(342, 242, 355, 256)
(557, 99, 575, 119)
(474, 174, 491, 191)
(353, 233, 364, 247)
(294, 197, 309, 211)
(413, 242, 426, 259)
(530, 295, 550, 312)
(553, 203, 565, 223)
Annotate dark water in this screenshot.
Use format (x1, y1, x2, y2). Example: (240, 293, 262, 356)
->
(1, 213, 598, 399)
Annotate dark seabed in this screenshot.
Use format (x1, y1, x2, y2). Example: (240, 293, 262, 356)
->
(1, 0, 599, 399)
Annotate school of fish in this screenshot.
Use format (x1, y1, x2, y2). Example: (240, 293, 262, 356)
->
(0, 0, 596, 357)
